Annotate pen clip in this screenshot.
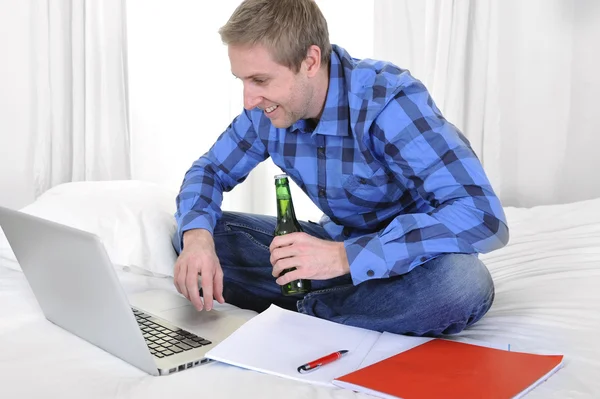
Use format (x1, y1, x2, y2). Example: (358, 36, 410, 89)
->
(297, 363, 319, 374)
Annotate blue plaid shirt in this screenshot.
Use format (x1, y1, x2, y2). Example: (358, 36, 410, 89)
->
(176, 45, 509, 285)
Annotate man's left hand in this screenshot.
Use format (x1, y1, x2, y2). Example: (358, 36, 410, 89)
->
(269, 232, 350, 285)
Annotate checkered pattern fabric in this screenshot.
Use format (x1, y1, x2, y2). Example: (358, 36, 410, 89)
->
(175, 45, 508, 284)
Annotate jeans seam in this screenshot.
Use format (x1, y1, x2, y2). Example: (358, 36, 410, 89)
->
(219, 222, 273, 250)
(297, 284, 355, 314)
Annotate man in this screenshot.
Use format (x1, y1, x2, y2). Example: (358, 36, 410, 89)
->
(172, 0, 509, 336)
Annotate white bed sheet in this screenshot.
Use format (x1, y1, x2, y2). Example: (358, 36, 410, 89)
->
(1, 198, 600, 398)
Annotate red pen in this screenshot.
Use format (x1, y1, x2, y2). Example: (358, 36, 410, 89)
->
(297, 350, 349, 373)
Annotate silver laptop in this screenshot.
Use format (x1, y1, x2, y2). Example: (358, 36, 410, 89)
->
(0, 206, 247, 376)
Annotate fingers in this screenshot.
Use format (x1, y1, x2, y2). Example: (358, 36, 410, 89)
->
(187, 268, 203, 311)
(201, 271, 214, 311)
(276, 267, 302, 286)
(173, 261, 182, 294)
(270, 237, 301, 268)
(213, 268, 225, 304)
(173, 231, 226, 311)
(269, 232, 302, 252)
(174, 260, 190, 300)
(270, 247, 290, 271)
(269, 235, 285, 252)
(271, 256, 296, 278)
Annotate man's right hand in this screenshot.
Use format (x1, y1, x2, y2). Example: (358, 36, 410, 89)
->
(173, 229, 225, 311)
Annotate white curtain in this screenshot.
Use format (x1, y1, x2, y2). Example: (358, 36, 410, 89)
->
(375, 0, 600, 208)
(30, 0, 131, 198)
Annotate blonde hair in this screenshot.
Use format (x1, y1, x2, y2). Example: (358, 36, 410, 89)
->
(219, 0, 331, 73)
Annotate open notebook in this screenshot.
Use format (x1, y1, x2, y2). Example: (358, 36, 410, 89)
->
(205, 305, 563, 397)
(205, 304, 381, 386)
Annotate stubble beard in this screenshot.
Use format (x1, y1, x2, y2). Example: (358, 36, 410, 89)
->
(274, 80, 314, 129)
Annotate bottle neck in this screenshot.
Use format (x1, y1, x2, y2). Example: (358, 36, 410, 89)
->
(275, 183, 297, 222)
(274, 178, 303, 235)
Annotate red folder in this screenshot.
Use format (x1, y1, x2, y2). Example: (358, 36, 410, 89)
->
(333, 339, 563, 399)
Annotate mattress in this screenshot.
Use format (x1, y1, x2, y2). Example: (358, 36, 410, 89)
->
(1, 198, 599, 398)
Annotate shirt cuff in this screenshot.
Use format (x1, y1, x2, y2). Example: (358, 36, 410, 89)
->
(344, 232, 444, 285)
(344, 234, 389, 285)
(177, 213, 215, 251)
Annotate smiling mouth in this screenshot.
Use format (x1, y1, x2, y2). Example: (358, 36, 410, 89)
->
(265, 105, 278, 113)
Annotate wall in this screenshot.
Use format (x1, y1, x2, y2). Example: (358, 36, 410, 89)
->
(126, 0, 240, 193)
(0, 0, 374, 217)
(127, 0, 374, 220)
(0, 0, 34, 209)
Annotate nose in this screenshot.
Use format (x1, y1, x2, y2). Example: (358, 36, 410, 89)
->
(243, 84, 262, 110)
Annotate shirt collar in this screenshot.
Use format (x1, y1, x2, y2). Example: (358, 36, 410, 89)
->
(291, 46, 350, 137)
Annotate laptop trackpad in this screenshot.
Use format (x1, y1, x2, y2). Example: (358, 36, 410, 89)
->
(129, 289, 252, 341)
(128, 289, 192, 312)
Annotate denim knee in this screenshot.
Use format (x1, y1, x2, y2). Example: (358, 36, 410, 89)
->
(299, 253, 495, 336)
(429, 254, 495, 333)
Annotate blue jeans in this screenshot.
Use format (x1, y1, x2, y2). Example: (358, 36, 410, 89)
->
(172, 212, 495, 336)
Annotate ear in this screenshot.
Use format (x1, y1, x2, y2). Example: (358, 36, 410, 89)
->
(303, 45, 322, 77)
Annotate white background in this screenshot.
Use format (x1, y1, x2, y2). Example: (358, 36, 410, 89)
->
(0, 1, 34, 209)
(2, 0, 599, 215)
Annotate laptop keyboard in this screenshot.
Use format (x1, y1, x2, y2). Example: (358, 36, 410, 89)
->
(132, 308, 212, 358)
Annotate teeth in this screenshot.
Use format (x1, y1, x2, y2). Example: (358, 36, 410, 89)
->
(265, 105, 278, 113)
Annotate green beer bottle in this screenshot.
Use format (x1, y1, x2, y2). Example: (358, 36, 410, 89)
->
(273, 174, 311, 296)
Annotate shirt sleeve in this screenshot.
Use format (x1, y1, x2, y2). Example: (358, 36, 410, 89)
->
(344, 81, 509, 284)
(174, 109, 269, 250)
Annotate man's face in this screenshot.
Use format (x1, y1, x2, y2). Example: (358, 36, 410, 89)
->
(229, 44, 313, 128)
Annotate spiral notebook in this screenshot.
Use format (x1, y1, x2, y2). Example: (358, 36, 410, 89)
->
(333, 339, 564, 399)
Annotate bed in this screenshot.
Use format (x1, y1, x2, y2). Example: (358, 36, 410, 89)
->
(1, 181, 599, 398)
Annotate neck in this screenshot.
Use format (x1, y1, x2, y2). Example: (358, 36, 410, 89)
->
(306, 64, 330, 121)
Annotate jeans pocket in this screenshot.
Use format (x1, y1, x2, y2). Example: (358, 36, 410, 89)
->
(220, 221, 274, 250)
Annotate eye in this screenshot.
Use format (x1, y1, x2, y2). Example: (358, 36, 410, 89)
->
(253, 78, 267, 85)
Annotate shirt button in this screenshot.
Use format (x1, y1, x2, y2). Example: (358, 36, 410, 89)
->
(317, 147, 325, 157)
(420, 256, 428, 262)
(318, 187, 326, 197)
(366, 270, 375, 277)
(358, 177, 367, 184)
(342, 227, 351, 237)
